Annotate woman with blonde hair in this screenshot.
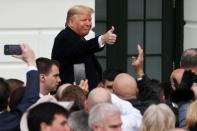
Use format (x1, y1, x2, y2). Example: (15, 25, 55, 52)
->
(186, 100, 197, 131)
(140, 103, 176, 131)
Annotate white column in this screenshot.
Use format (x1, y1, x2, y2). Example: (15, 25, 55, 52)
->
(184, 0, 197, 49)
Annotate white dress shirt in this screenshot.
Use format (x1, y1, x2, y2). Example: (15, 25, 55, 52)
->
(111, 93, 142, 131)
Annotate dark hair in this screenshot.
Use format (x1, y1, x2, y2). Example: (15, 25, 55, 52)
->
(36, 57, 60, 75)
(6, 78, 24, 93)
(0, 77, 10, 111)
(27, 102, 68, 131)
(102, 68, 123, 81)
(149, 79, 164, 101)
(139, 78, 163, 102)
(9, 86, 25, 111)
(180, 48, 197, 68)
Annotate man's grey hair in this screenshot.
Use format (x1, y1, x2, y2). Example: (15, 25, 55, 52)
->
(68, 110, 90, 131)
(180, 48, 197, 68)
(88, 103, 120, 128)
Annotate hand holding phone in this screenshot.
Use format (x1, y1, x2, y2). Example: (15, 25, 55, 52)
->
(4, 45, 22, 55)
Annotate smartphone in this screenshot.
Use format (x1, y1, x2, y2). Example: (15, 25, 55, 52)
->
(73, 63, 86, 85)
(4, 45, 22, 55)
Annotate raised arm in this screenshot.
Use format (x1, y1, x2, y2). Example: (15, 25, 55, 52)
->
(131, 44, 144, 78)
(131, 45, 159, 102)
(12, 44, 39, 113)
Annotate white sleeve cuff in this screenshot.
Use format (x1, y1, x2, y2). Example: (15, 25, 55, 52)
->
(27, 66, 37, 72)
(98, 36, 105, 48)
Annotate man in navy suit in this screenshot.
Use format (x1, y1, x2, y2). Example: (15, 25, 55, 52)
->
(52, 5, 117, 90)
(0, 44, 39, 131)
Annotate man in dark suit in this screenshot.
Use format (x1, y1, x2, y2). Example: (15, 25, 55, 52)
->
(0, 44, 39, 131)
(51, 5, 117, 90)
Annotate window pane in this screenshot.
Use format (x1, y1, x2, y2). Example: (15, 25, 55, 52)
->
(127, 22, 144, 54)
(95, 0, 106, 20)
(127, 57, 137, 78)
(146, 0, 162, 19)
(146, 22, 161, 54)
(128, 0, 144, 19)
(145, 56, 161, 81)
(95, 23, 106, 56)
(94, 23, 106, 36)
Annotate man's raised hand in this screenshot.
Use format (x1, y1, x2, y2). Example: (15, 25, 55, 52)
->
(101, 26, 117, 45)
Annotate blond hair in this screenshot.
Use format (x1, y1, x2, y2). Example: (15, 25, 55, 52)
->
(65, 5, 94, 26)
(186, 100, 197, 129)
(140, 103, 176, 131)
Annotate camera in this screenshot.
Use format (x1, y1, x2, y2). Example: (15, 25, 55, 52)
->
(4, 45, 22, 55)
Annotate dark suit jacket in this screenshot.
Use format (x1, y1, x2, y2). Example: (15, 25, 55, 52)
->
(136, 75, 178, 124)
(52, 26, 103, 90)
(0, 70, 39, 131)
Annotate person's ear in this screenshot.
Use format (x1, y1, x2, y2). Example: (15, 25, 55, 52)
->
(40, 74, 46, 82)
(92, 124, 101, 131)
(83, 100, 89, 112)
(40, 122, 50, 131)
(160, 95, 165, 103)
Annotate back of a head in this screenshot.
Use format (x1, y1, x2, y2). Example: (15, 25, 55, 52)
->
(9, 86, 25, 111)
(140, 103, 175, 131)
(68, 110, 90, 131)
(170, 68, 185, 90)
(59, 85, 87, 112)
(55, 83, 71, 100)
(88, 103, 120, 129)
(6, 78, 24, 93)
(180, 48, 197, 68)
(113, 73, 138, 100)
(36, 57, 59, 75)
(27, 102, 69, 131)
(87, 88, 111, 108)
(149, 79, 164, 102)
(186, 100, 197, 129)
(0, 77, 10, 111)
(66, 5, 94, 26)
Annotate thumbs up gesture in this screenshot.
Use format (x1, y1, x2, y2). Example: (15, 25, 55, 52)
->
(101, 26, 117, 45)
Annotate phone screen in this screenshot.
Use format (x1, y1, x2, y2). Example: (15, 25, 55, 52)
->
(4, 45, 22, 55)
(73, 63, 86, 85)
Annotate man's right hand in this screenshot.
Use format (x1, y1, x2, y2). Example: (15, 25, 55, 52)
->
(131, 45, 144, 78)
(101, 26, 117, 45)
(12, 44, 36, 66)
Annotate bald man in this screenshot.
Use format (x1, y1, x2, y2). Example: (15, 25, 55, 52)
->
(84, 87, 142, 131)
(112, 73, 149, 114)
(113, 72, 165, 115)
(180, 48, 197, 74)
(113, 73, 138, 100)
(170, 68, 185, 91)
(85, 87, 111, 110)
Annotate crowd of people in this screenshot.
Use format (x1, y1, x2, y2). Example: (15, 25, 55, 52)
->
(1, 4, 197, 131)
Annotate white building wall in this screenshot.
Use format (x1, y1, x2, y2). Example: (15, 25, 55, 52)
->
(184, 0, 197, 49)
(0, 0, 95, 82)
